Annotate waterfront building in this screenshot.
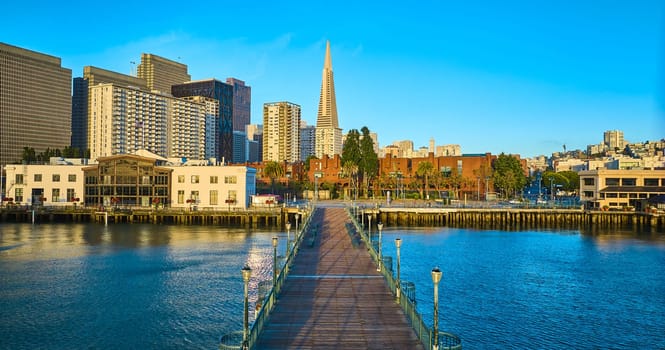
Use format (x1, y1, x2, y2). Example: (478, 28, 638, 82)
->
(300, 122, 316, 161)
(3, 162, 87, 207)
(4, 152, 256, 209)
(88, 83, 206, 161)
(136, 53, 190, 94)
(384, 153, 499, 198)
(0, 43, 72, 168)
(315, 41, 342, 158)
(226, 78, 251, 132)
(172, 79, 234, 163)
(579, 168, 665, 210)
(83, 154, 171, 208)
(170, 163, 256, 209)
(262, 102, 301, 163)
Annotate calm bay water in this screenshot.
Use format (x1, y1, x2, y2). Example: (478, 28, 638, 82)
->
(1, 222, 664, 349)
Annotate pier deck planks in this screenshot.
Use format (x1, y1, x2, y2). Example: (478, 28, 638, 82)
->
(254, 207, 424, 349)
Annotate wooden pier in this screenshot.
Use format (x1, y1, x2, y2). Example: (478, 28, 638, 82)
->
(0, 207, 289, 227)
(254, 207, 424, 349)
(370, 207, 665, 233)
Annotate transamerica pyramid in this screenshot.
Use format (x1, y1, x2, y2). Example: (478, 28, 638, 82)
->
(315, 40, 343, 158)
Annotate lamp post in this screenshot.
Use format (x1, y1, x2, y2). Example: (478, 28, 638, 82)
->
(286, 222, 292, 255)
(476, 177, 480, 202)
(241, 265, 252, 350)
(395, 238, 402, 301)
(272, 236, 278, 288)
(377, 222, 383, 272)
(295, 213, 300, 234)
(314, 171, 322, 202)
(431, 267, 442, 350)
(367, 214, 372, 245)
(550, 177, 555, 204)
(485, 176, 490, 201)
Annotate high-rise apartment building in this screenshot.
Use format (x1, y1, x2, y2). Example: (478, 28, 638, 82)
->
(88, 83, 205, 160)
(300, 122, 317, 161)
(263, 102, 301, 163)
(226, 78, 251, 132)
(315, 41, 342, 158)
(137, 53, 190, 94)
(172, 79, 234, 163)
(0, 43, 72, 167)
(72, 66, 148, 153)
(181, 96, 219, 160)
(604, 130, 625, 151)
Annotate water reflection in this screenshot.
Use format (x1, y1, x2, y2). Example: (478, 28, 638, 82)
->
(0, 223, 284, 350)
(380, 225, 665, 349)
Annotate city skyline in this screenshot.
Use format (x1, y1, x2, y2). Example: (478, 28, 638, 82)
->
(3, 1, 664, 157)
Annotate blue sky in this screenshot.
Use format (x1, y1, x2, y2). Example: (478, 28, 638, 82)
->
(3, 0, 664, 157)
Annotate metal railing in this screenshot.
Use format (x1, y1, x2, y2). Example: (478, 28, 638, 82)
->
(247, 205, 314, 349)
(347, 206, 462, 350)
(218, 205, 315, 350)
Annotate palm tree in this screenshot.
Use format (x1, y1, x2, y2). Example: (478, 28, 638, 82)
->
(263, 161, 284, 194)
(416, 161, 434, 200)
(341, 161, 359, 200)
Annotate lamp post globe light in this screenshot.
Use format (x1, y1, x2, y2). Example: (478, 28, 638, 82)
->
(431, 267, 442, 350)
(286, 222, 292, 254)
(272, 236, 278, 287)
(241, 265, 252, 350)
(377, 222, 384, 272)
(366, 213, 372, 241)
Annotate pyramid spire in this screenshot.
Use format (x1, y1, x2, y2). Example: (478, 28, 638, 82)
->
(315, 40, 342, 158)
(316, 40, 338, 129)
(324, 40, 332, 70)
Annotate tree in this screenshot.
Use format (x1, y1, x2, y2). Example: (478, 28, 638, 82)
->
(263, 161, 284, 194)
(558, 171, 579, 193)
(21, 147, 36, 163)
(472, 162, 493, 200)
(341, 161, 359, 200)
(542, 170, 578, 194)
(492, 153, 528, 198)
(359, 127, 378, 198)
(341, 129, 361, 166)
(415, 161, 434, 200)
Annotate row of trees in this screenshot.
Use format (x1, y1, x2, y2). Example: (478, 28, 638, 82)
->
(21, 146, 89, 163)
(376, 153, 578, 201)
(341, 126, 379, 199)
